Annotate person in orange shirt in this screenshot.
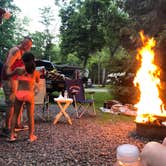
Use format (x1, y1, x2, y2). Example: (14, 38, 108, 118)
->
(9, 52, 40, 142)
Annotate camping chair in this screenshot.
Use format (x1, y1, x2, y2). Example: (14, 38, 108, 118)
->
(65, 79, 96, 118)
(34, 78, 49, 121)
(0, 103, 7, 129)
(0, 89, 7, 129)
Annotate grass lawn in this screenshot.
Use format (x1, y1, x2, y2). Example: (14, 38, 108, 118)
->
(91, 91, 134, 123)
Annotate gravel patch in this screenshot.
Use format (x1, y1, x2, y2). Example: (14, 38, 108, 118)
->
(0, 104, 163, 166)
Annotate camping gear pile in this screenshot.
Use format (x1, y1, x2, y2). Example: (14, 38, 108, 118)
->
(100, 100, 137, 116)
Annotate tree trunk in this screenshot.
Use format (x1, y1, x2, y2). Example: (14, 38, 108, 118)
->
(98, 62, 100, 85)
(102, 68, 106, 87)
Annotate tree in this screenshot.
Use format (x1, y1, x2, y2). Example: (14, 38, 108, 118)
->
(125, 0, 166, 36)
(14, 16, 30, 38)
(121, 0, 166, 54)
(102, 0, 129, 57)
(59, 0, 106, 67)
(30, 31, 46, 59)
(0, 0, 20, 61)
(59, 0, 130, 66)
(0, 0, 31, 61)
(39, 7, 55, 60)
(117, 0, 166, 104)
(30, 31, 62, 63)
(50, 44, 62, 63)
(88, 47, 110, 85)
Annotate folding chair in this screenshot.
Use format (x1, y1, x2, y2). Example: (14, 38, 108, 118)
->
(0, 103, 7, 129)
(0, 89, 7, 129)
(65, 79, 96, 118)
(34, 78, 49, 121)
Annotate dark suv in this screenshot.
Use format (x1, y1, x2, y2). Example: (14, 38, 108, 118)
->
(35, 60, 55, 71)
(54, 64, 83, 79)
(35, 60, 87, 93)
(35, 60, 65, 93)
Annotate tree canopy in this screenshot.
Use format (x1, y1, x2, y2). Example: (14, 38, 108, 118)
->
(59, 0, 130, 67)
(59, 0, 107, 67)
(0, 0, 21, 61)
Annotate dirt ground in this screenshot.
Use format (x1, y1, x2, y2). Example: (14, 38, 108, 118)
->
(0, 104, 162, 166)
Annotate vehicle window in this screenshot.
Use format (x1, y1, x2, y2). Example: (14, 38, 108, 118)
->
(35, 60, 54, 71)
(43, 62, 54, 71)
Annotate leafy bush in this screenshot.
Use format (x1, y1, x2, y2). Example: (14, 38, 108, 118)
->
(106, 70, 139, 104)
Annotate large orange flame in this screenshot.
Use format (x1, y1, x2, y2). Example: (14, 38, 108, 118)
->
(134, 31, 166, 123)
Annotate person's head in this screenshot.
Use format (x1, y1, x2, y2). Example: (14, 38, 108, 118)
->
(20, 36, 32, 52)
(0, 8, 11, 24)
(22, 52, 35, 74)
(3, 11, 11, 20)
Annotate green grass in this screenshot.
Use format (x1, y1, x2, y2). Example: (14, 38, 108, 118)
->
(88, 91, 134, 123)
(0, 88, 4, 95)
(93, 91, 112, 108)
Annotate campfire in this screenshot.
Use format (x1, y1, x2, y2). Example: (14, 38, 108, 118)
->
(133, 31, 166, 138)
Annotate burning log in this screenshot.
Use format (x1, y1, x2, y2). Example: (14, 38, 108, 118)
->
(153, 115, 166, 121)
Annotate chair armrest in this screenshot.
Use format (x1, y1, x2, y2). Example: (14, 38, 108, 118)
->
(86, 91, 95, 95)
(85, 91, 95, 99)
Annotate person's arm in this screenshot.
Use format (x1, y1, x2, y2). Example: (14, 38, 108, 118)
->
(4, 65, 25, 78)
(5, 48, 24, 77)
(34, 70, 40, 95)
(35, 70, 40, 83)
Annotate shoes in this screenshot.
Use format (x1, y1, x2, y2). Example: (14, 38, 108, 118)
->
(27, 135, 37, 143)
(6, 136, 16, 142)
(15, 124, 29, 132)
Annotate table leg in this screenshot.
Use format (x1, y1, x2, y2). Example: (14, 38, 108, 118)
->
(61, 109, 72, 125)
(58, 102, 72, 125)
(53, 111, 63, 124)
(53, 101, 72, 125)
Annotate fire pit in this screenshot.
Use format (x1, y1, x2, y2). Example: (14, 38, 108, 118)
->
(135, 114, 166, 139)
(136, 122, 166, 139)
